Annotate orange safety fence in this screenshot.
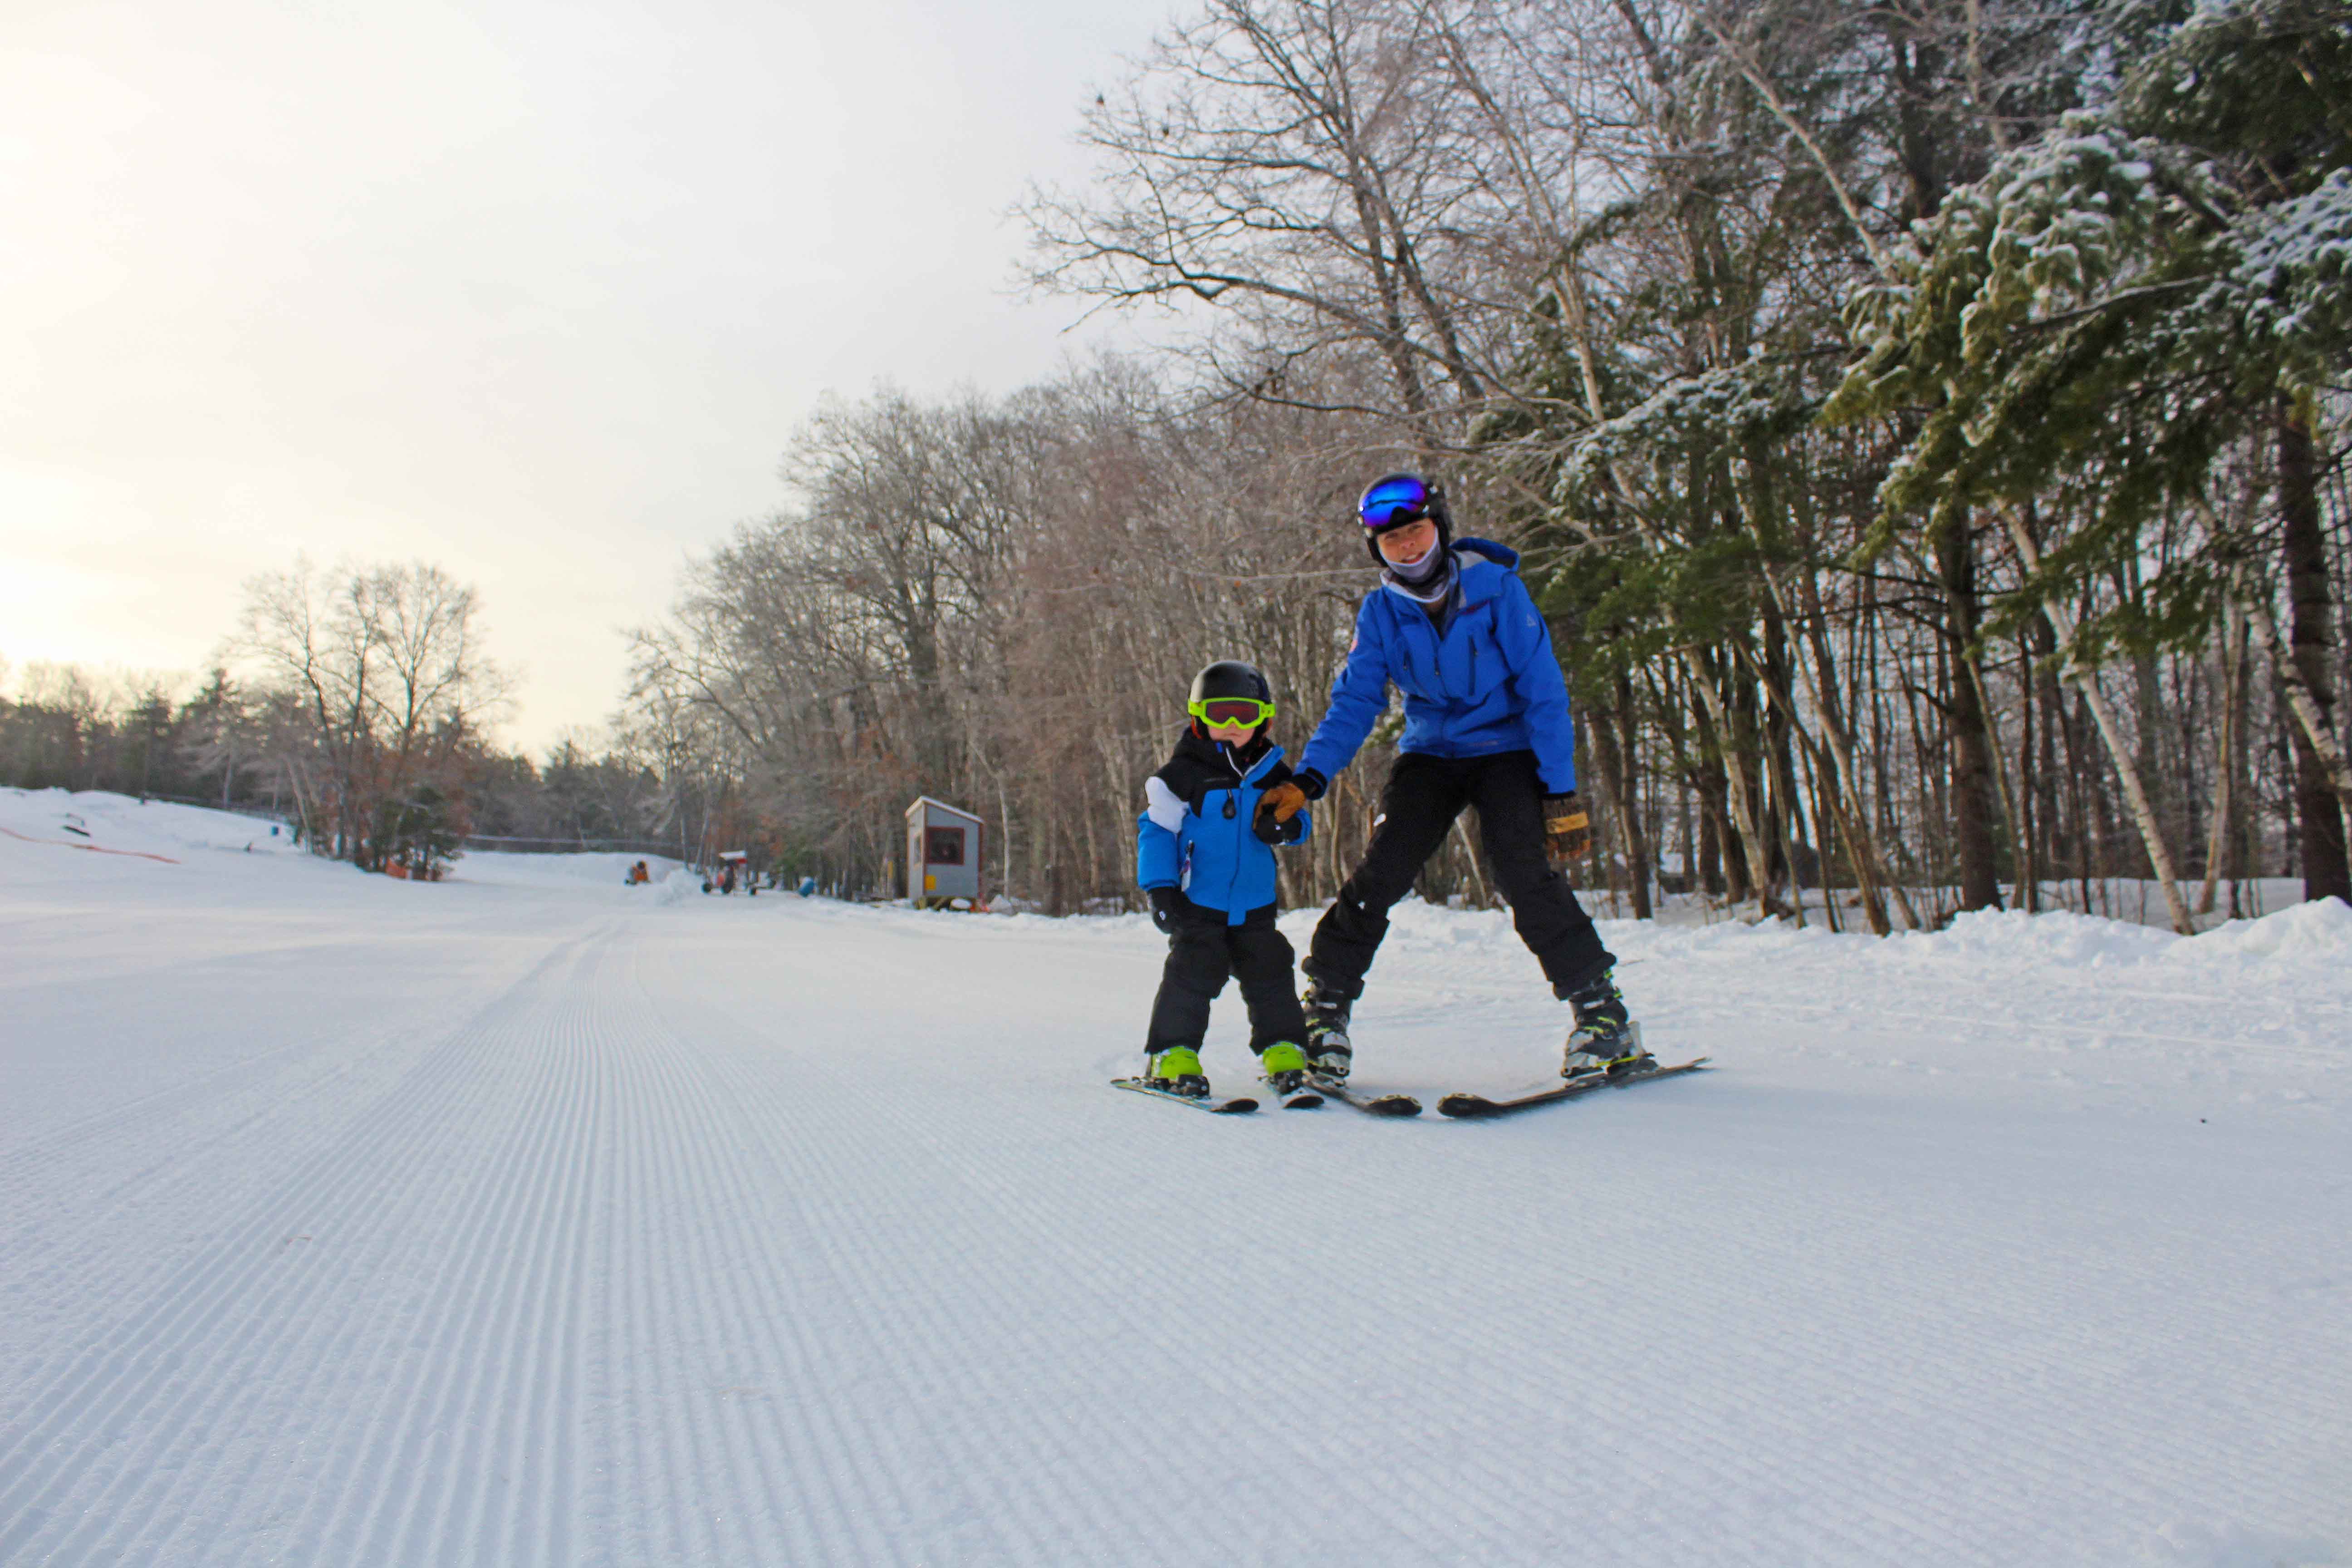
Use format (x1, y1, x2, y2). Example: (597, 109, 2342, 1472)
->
(0, 825, 183, 864)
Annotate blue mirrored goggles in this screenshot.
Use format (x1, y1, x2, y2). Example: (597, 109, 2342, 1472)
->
(1357, 475, 1432, 530)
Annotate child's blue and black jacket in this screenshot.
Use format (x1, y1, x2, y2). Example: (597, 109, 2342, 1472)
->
(1136, 730, 1312, 924)
(1298, 537, 1580, 793)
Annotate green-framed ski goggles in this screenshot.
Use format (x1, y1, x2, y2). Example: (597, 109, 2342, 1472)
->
(1189, 696, 1275, 727)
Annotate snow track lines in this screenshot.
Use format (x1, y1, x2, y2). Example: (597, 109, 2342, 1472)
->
(3, 870, 2349, 1566)
(0, 925, 615, 1566)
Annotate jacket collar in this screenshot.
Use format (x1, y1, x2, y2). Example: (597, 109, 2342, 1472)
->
(1380, 536, 1518, 612)
(1176, 727, 1284, 784)
(1449, 537, 1519, 607)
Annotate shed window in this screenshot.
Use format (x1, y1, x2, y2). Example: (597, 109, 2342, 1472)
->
(926, 826, 966, 866)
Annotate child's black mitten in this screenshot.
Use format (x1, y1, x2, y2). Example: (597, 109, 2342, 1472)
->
(1252, 797, 1306, 845)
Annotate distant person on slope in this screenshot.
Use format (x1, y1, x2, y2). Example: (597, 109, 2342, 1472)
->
(1133, 661, 1316, 1100)
(1254, 473, 1646, 1085)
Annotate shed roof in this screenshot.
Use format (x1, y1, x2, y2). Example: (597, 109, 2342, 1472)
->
(906, 796, 983, 824)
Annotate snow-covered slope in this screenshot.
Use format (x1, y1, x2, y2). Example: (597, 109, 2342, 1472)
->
(0, 787, 299, 864)
(2, 792, 2346, 1566)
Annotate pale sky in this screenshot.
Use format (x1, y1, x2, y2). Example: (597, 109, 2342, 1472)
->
(2, 0, 1166, 750)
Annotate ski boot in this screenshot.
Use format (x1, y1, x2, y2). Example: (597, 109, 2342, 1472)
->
(1562, 971, 1650, 1078)
(1144, 1046, 1211, 1099)
(1302, 984, 1354, 1084)
(1259, 1042, 1311, 1096)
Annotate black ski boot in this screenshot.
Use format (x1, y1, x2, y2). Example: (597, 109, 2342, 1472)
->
(1302, 983, 1354, 1083)
(1562, 971, 1649, 1078)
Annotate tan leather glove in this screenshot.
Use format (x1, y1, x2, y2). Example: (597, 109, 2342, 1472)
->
(1259, 780, 1307, 824)
(1542, 793, 1592, 868)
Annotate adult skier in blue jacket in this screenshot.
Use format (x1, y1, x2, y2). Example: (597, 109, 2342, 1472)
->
(1134, 660, 1317, 1099)
(1256, 473, 1646, 1084)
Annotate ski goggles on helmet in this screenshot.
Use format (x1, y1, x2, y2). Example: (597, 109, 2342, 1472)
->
(1357, 473, 1433, 530)
(1189, 696, 1276, 728)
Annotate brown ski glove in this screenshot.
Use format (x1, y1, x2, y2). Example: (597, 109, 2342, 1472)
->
(1542, 793, 1592, 868)
(1258, 780, 1308, 824)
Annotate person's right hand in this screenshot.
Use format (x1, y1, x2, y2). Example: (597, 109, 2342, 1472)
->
(1147, 886, 1186, 933)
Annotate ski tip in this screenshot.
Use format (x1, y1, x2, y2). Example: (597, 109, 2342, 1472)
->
(1111, 1079, 1260, 1113)
(1310, 1076, 1421, 1116)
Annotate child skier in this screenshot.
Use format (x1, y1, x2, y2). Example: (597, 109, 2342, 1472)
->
(1256, 472, 1646, 1083)
(1135, 660, 1316, 1099)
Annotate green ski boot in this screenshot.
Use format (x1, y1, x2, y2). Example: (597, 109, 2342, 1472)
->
(1145, 1046, 1211, 1099)
(1259, 1041, 1310, 1096)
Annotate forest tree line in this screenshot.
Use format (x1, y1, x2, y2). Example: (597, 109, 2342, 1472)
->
(0, 561, 690, 877)
(12, 0, 2344, 923)
(628, 0, 2352, 928)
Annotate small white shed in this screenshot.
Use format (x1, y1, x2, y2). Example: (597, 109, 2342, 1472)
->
(905, 796, 983, 906)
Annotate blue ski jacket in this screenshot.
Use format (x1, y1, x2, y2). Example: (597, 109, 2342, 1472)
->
(1136, 733, 1312, 923)
(1298, 538, 1579, 793)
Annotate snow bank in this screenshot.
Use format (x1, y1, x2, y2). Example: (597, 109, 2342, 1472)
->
(2175, 896, 2352, 964)
(455, 850, 681, 888)
(1850, 897, 2352, 986)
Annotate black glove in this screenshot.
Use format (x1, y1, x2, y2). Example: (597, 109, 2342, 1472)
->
(1292, 767, 1329, 801)
(1252, 795, 1307, 845)
(1542, 793, 1592, 868)
(1147, 885, 1186, 933)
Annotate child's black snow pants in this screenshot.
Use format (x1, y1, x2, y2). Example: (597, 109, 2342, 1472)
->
(1146, 899, 1308, 1054)
(1304, 749, 1615, 1003)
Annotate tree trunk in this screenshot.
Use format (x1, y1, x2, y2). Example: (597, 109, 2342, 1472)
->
(1686, 650, 1777, 918)
(2276, 401, 2351, 902)
(1613, 671, 1654, 920)
(2016, 632, 2040, 911)
(2006, 513, 2196, 934)
(1940, 516, 2004, 910)
(1765, 561, 1902, 931)
(2031, 608, 2067, 902)
(2197, 601, 2244, 916)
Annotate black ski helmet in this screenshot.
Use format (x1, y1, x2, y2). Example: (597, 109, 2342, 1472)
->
(1355, 471, 1452, 567)
(1189, 659, 1273, 709)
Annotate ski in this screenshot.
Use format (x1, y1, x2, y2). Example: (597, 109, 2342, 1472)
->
(1265, 1078, 1324, 1109)
(1436, 1057, 1710, 1119)
(1111, 1078, 1259, 1113)
(1308, 1077, 1422, 1117)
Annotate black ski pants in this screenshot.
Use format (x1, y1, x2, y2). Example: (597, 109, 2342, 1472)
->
(1305, 749, 1615, 1003)
(1146, 899, 1308, 1055)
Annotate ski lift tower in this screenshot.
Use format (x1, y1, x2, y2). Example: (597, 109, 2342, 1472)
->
(905, 796, 983, 908)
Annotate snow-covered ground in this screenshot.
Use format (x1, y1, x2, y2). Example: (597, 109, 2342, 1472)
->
(3, 789, 2347, 1567)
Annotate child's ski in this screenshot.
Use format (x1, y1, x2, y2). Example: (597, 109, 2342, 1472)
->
(1266, 1079, 1325, 1109)
(1309, 1078, 1422, 1117)
(1111, 1078, 1259, 1113)
(1436, 1058, 1710, 1119)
